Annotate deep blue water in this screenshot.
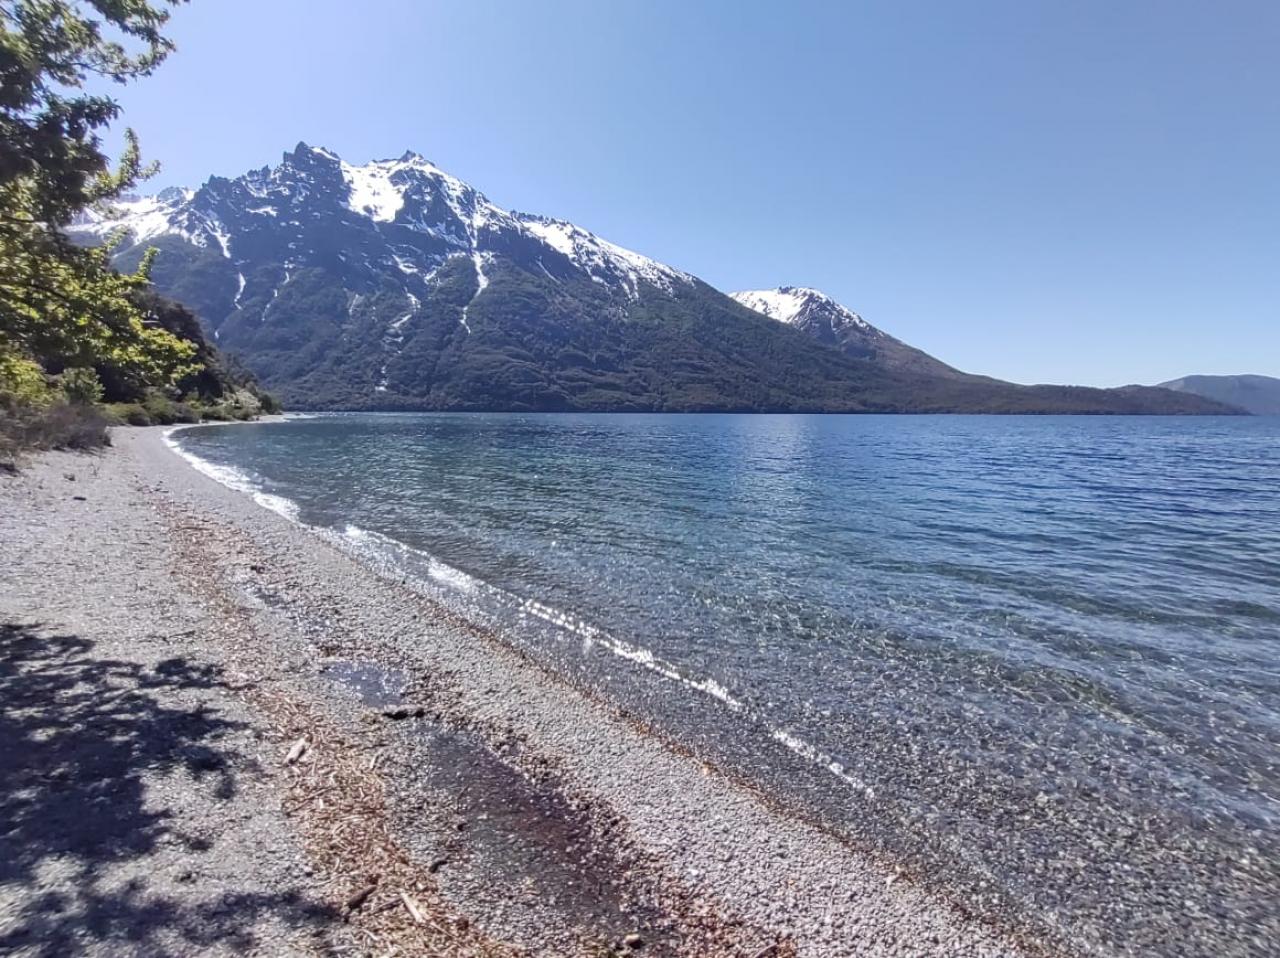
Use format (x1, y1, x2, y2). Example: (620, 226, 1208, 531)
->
(174, 413, 1279, 954)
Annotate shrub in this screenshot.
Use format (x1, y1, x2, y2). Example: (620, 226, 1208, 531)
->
(250, 386, 279, 412)
(0, 401, 111, 462)
(140, 391, 174, 424)
(0, 351, 54, 408)
(138, 391, 191, 425)
(170, 401, 200, 423)
(39, 403, 112, 449)
(59, 367, 105, 405)
(103, 403, 152, 426)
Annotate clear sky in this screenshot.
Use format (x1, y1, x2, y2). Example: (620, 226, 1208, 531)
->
(99, 0, 1278, 386)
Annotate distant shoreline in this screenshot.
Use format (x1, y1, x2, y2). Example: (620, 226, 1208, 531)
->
(227, 406, 1251, 416)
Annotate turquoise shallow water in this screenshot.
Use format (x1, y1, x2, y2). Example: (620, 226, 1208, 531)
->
(175, 413, 1280, 955)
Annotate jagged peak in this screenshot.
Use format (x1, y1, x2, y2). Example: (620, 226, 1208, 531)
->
(155, 185, 190, 204)
(69, 142, 696, 300)
(290, 142, 339, 163)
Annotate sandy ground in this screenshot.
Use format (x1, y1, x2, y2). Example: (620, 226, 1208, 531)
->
(0, 427, 1030, 957)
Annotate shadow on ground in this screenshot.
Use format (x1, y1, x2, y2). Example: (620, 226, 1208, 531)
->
(0, 623, 335, 956)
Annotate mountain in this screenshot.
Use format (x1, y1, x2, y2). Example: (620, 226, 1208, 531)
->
(1156, 375, 1280, 416)
(70, 143, 1237, 415)
(729, 286, 969, 380)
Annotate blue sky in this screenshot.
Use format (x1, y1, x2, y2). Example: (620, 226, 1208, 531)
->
(102, 0, 1277, 386)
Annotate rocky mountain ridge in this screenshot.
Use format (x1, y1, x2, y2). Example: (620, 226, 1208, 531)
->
(71, 144, 1238, 415)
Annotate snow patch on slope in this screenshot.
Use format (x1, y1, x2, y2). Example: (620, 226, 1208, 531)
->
(377, 291, 420, 391)
(340, 160, 405, 222)
(71, 190, 194, 244)
(730, 286, 871, 332)
(208, 220, 232, 258)
(518, 215, 689, 300)
(459, 252, 491, 335)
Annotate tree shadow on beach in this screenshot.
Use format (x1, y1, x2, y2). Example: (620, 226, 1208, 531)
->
(0, 623, 336, 956)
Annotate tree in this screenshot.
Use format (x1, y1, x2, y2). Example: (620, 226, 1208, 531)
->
(0, 0, 196, 397)
(1, 0, 181, 222)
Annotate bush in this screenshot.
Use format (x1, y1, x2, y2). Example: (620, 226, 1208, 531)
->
(140, 391, 176, 424)
(103, 403, 152, 426)
(170, 402, 200, 423)
(59, 367, 105, 405)
(0, 351, 54, 408)
(0, 401, 111, 463)
(137, 391, 199, 425)
(254, 389, 282, 414)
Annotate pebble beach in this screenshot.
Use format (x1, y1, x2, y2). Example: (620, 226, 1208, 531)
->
(0, 426, 1030, 957)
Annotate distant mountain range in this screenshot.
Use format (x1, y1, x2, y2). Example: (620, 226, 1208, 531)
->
(1157, 375, 1280, 415)
(71, 143, 1238, 415)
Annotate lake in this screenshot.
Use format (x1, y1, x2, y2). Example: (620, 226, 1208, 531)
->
(173, 413, 1279, 956)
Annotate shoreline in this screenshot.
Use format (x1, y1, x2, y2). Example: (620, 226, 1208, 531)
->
(1, 427, 1028, 956)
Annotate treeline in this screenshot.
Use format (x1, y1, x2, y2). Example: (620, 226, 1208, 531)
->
(0, 0, 274, 464)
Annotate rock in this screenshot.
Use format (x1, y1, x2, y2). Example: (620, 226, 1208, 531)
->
(380, 705, 426, 720)
(284, 736, 309, 764)
(624, 932, 644, 949)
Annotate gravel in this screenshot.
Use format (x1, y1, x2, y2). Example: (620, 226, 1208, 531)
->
(0, 427, 1032, 957)
(0, 442, 348, 957)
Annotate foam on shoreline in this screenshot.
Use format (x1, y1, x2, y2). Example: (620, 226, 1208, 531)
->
(160, 424, 881, 808)
(162, 428, 301, 521)
(131, 424, 1030, 956)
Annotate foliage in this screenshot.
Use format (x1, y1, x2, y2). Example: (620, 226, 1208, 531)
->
(1, 0, 182, 222)
(254, 388, 281, 415)
(138, 389, 191, 423)
(0, 0, 200, 419)
(58, 365, 102, 404)
(0, 400, 111, 465)
(0, 347, 53, 407)
(102, 401, 150, 426)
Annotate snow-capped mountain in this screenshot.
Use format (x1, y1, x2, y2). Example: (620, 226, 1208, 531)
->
(731, 286, 870, 330)
(68, 143, 1236, 414)
(75, 145, 691, 313)
(730, 286, 966, 380)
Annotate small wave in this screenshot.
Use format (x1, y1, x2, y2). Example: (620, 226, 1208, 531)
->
(337, 523, 481, 594)
(770, 728, 874, 799)
(162, 430, 300, 521)
(520, 597, 744, 711)
(163, 432, 868, 799)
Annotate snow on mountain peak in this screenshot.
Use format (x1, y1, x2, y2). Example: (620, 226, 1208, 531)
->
(72, 189, 195, 244)
(70, 144, 696, 302)
(340, 159, 406, 222)
(730, 286, 870, 332)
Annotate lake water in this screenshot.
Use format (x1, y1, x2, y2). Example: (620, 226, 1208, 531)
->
(173, 413, 1279, 956)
